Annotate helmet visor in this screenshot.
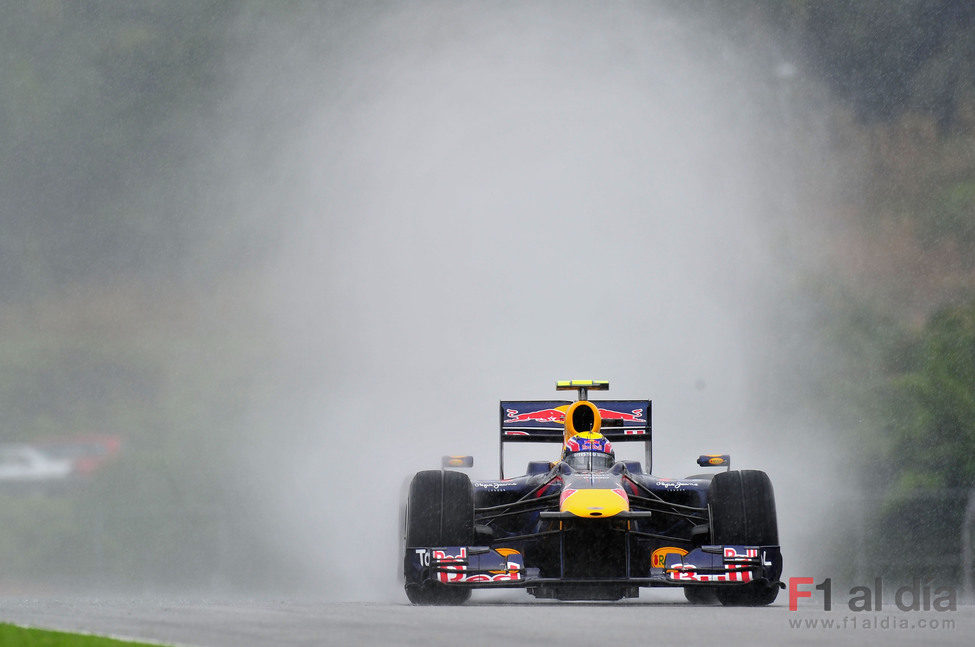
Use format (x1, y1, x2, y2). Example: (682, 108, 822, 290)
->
(564, 451, 615, 471)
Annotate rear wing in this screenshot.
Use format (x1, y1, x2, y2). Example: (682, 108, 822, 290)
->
(498, 400, 652, 478)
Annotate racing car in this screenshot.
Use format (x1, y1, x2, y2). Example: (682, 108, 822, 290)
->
(402, 380, 782, 605)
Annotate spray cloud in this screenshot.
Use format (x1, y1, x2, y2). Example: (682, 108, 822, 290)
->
(199, 2, 845, 599)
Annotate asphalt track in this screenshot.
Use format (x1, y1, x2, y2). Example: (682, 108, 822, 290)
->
(2, 590, 973, 647)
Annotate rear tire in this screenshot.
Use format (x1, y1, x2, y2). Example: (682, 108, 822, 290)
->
(404, 470, 474, 605)
(707, 470, 780, 607)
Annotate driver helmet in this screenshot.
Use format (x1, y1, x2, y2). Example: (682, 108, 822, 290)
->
(561, 431, 615, 470)
(560, 400, 615, 468)
(564, 431, 614, 455)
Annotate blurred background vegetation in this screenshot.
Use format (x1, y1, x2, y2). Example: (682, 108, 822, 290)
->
(718, 0, 975, 586)
(759, 0, 975, 586)
(1, 0, 974, 591)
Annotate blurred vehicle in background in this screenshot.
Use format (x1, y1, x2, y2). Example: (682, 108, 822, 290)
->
(0, 436, 123, 494)
(0, 443, 74, 491)
(35, 435, 123, 478)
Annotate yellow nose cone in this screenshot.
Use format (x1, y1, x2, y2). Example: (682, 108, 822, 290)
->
(560, 488, 629, 518)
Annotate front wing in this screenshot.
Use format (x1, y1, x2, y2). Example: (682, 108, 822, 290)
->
(405, 543, 783, 588)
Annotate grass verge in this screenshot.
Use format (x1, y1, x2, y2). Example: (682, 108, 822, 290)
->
(0, 623, 171, 647)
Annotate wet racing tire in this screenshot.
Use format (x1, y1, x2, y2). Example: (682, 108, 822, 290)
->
(707, 469, 780, 607)
(404, 581, 471, 606)
(404, 470, 474, 605)
(683, 586, 719, 605)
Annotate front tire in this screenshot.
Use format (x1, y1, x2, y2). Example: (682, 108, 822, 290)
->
(404, 470, 474, 605)
(405, 581, 472, 605)
(707, 469, 780, 606)
(683, 586, 718, 605)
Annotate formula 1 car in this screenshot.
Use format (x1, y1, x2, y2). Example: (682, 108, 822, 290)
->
(401, 380, 783, 605)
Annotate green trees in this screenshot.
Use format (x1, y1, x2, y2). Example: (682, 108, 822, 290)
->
(853, 300, 975, 583)
(887, 301, 975, 492)
(758, 0, 975, 131)
(0, 1, 235, 298)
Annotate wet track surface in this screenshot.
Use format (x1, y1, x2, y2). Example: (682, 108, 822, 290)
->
(2, 592, 973, 647)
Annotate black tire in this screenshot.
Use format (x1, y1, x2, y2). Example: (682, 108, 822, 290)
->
(683, 586, 719, 605)
(707, 470, 780, 607)
(405, 470, 474, 547)
(405, 581, 472, 606)
(404, 470, 474, 605)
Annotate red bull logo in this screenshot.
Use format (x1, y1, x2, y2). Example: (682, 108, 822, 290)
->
(504, 406, 643, 424)
(597, 408, 644, 422)
(666, 546, 759, 583)
(504, 407, 566, 423)
(565, 434, 613, 453)
(559, 488, 578, 507)
(433, 547, 523, 583)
